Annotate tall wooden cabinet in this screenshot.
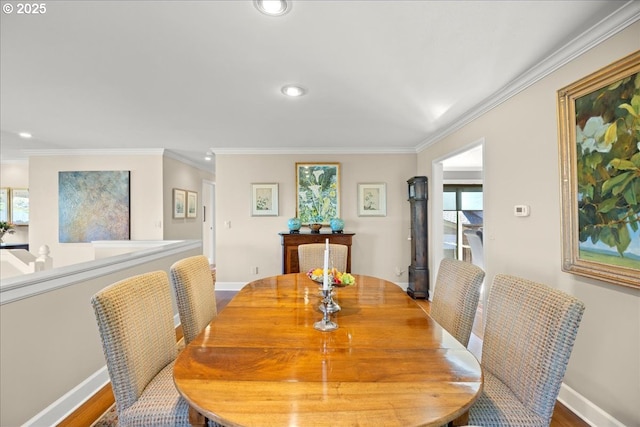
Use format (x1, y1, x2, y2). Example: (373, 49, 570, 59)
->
(407, 176, 429, 299)
(279, 231, 355, 274)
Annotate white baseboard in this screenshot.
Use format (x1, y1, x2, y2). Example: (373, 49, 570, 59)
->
(23, 367, 110, 427)
(23, 314, 183, 427)
(557, 383, 625, 427)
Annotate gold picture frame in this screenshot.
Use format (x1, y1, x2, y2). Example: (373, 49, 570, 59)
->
(557, 50, 640, 289)
(295, 163, 340, 225)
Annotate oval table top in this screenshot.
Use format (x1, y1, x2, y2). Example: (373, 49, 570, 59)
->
(173, 273, 483, 427)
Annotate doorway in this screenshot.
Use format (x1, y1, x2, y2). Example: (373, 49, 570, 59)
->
(432, 141, 484, 335)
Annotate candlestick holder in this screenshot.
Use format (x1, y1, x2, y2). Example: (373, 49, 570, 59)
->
(314, 289, 338, 331)
(318, 283, 341, 314)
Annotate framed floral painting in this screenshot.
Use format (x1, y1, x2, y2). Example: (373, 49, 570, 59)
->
(295, 163, 340, 225)
(558, 50, 640, 289)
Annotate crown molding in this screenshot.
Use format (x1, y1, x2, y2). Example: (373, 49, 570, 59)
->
(22, 148, 166, 157)
(416, 0, 640, 152)
(211, 146, 417, 155)
(163, 149, 215, 173)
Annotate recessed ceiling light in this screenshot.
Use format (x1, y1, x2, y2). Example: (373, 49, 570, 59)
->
(281, 85, 306, 97)
(254, 0, 290, 16)
(18, 132, 32, 139)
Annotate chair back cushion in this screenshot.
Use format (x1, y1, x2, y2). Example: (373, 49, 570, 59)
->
(91, 271, 177, 414)
(298, 243, 348, 273)
(429, 258, 485, 347)
(170, 255, 217, 344)
(481, 274, 585, 422)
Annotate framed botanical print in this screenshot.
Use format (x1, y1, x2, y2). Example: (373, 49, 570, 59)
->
(295, 163, 340, 225)
(173, 188, 186, 219)
(557, 50, 640, 289)
(251, 183, 278, 216)
(187, 191, 198, 218)
(358, 183, 387, 216)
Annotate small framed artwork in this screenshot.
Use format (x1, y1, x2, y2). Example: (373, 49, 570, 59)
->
(187, 191, 198, 218)
(557, 50, 640, 289)
(10, 188, 29, 225)
(358, 183, 386, 216)
(173, 188, 186, 219)
(251, 183, 278, 216)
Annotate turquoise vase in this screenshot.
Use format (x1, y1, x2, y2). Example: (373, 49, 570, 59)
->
(330, 218, 344, 233)
(288, 218, 301, 233)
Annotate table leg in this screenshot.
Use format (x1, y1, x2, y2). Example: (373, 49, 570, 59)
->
(450, 411, 469, 426)
(188, 405, 206, 427)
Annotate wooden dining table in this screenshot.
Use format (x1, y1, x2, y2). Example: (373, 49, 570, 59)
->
(173, 273, 483, 427)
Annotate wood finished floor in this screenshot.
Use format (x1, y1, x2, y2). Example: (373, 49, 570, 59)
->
(215, 291, 589, 427)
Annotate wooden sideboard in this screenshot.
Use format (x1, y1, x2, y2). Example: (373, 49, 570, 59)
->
(279, 231, 355, 274)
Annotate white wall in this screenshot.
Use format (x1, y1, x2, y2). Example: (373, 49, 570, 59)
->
(215, 153, 416, 284)
(29, 154, 165, 267)
(417, 22, 640, 426)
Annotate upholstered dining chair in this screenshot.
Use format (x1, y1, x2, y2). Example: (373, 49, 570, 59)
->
(90, 271, 194, 426)
(429, 258, 485, 347)
(298, 243, 348, 273)
(170, 255, 217, 345)
(467, 274, 585, 427)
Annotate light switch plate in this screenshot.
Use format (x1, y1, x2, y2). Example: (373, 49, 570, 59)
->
(514, 205, 530, 217)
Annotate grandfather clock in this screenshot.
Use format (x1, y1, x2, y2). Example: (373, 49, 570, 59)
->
(407, 176, 429, 299)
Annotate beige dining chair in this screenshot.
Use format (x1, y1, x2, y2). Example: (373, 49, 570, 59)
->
(429, 258, 485, 347)
(170, 255, 218, 345)
(298, 243, 348, 273)
(90, 271, 195, 426)
(467, 274, 585, 427)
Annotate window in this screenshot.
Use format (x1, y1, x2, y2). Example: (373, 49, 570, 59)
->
(443, 185, 483, 262)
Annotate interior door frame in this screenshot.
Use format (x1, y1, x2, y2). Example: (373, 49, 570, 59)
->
(430, 138, 485, 303)
(202, 180, 215, 265)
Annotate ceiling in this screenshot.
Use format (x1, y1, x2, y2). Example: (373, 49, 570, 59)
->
(1, 1, 638, 171)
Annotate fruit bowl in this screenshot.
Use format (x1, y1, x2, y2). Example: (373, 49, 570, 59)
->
(307, 268, 355, 287)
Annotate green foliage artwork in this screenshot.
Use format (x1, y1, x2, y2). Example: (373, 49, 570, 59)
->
(296, 163, 340, 224)
(575, 71, 640, 267)
(559, 51, 640, 288)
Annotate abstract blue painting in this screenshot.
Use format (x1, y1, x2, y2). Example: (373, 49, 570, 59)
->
(59, 171, 130, 243)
